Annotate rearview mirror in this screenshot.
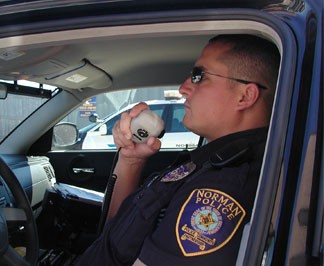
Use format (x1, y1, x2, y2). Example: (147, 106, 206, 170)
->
(0, 83, 8, 99)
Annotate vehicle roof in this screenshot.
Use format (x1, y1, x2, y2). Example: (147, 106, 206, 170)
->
(0, 0, 285, 17)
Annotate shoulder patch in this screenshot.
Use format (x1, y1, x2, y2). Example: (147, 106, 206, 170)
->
(160, 162, 196, 182)
(176, 188, 246, 257)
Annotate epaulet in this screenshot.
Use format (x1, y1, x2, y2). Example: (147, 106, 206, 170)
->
(209, 139, 250, 169)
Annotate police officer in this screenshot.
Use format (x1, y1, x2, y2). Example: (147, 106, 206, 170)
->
(76, 34, 280, 266)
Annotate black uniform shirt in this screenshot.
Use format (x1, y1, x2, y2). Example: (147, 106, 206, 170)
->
(76, 127, 268, 266)
(139, 127, 268, 265)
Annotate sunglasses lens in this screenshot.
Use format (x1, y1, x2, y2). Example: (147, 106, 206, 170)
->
(191, 67, 203, 83)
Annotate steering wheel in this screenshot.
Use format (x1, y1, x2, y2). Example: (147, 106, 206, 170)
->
(0, 157, 39, 266)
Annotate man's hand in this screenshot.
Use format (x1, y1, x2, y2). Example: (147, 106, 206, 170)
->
(112, 102, 162, 161)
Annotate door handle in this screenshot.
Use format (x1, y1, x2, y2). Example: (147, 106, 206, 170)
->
(72, 168, 95, 174)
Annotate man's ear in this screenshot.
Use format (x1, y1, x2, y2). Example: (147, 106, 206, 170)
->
(236, 83, 260, 110)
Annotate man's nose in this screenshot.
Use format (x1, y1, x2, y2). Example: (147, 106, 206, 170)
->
(179, 77, 193, 97)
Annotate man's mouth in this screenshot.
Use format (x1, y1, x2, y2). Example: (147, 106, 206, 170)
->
(184, 101, 190, 109)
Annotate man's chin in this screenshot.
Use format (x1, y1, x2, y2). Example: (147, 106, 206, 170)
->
(182, 118, 190, 129)
(183, 121, 195, 133)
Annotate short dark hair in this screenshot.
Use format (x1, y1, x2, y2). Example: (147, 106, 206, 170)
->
(209, 34, 280, 117)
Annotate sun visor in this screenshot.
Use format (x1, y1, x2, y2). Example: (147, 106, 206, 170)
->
(44, 59, 112, 90)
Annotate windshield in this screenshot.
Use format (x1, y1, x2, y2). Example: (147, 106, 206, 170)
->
(0, 80, 56, 142)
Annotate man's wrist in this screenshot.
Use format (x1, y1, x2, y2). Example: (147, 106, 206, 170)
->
(118, 154, 147, 167)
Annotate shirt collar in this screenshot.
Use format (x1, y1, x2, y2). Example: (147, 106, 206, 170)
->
(190, 127, 268, 166)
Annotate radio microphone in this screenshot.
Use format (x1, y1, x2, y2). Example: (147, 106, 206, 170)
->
(130, 109, 165, 143)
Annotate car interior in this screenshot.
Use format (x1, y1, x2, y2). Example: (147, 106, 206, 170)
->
(0, 13, 297, 265)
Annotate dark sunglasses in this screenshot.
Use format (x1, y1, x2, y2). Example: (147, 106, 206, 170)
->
(191, 66, 268, 90)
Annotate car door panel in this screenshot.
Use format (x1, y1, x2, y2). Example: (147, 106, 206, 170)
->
(46, 150, 181, 192)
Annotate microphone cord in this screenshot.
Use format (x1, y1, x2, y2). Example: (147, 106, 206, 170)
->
(96, 148, 120, 235)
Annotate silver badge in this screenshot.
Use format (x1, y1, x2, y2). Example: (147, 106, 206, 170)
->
(161, 161, 196, 182)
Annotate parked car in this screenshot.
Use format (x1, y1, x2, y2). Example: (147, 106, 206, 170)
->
(80, 99, 199, 150)
(0, 1, 322, 266)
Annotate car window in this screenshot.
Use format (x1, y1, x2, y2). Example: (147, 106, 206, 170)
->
(53, 87, 200, 151)
(148, 105, 165, 121)
(170, 104, 188, 133)
(104, 114, 121, 135)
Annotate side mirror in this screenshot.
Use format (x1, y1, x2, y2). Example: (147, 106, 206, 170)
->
(0, 83, 8, 99)
(52, 122, 78, 147)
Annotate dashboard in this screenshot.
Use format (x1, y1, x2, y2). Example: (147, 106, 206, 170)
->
(0, 155, 55, 210)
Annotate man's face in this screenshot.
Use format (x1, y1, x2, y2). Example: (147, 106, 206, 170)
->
(179, 42, 241, 142)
